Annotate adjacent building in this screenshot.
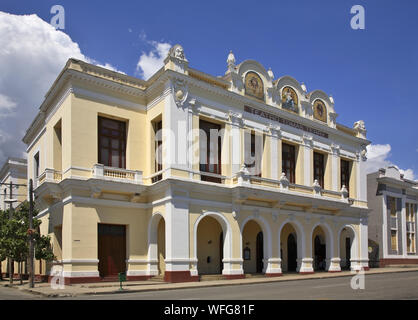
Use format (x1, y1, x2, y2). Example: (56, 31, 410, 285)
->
(23, 45, 371, 284)
(368, 167, 418, 267)
(0, 157, 28, 278)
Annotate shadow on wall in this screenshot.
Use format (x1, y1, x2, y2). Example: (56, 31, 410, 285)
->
(368, 239, 379, 268)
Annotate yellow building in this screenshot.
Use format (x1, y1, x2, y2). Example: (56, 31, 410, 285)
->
(23, 45, 370, 284)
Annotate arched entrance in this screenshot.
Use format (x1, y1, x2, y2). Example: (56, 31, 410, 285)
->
(287, 234, 297, 272)
(148, 213, 166, 277)
(242, 220, 264, 274)
(339, 226, 357, 270)
(279, 223, 301, 272)
(256, 232, 263, 273)
(197, 216, 223, 274)
(157, 218, 165, 275)
(312, 226, 327, 271)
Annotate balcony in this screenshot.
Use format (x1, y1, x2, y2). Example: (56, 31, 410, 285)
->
(92, 164, 142, 184)
(36, 168, 62, 187)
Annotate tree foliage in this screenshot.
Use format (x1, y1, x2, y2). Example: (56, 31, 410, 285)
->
(0, 201, 55, 266)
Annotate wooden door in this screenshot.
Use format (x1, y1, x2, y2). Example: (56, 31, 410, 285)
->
(98, 224, 126, 278)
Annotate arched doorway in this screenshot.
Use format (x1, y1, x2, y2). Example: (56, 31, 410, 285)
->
(279, 223, 300, 272)
(157, 218, 165, 275)
(148, 213, 166, 277)
(339, 226, 356, 270)
(312, 226, 327, 271)
(256, 232, 263, 273)
(287, 234, 297, 272)
(197, 216, 223, 275)
(242, 220, 263, 274)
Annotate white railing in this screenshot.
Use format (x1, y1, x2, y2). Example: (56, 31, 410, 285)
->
(36, 168, 62, 187)
(92, 164, 142, 184)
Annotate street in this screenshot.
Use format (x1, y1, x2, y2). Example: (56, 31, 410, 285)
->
(1, 271, 418, 300)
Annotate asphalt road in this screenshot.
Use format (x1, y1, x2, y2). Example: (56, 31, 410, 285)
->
(1, 271, 417, 300)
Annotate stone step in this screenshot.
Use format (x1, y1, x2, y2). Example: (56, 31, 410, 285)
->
(149, 275, 165, 282)
(199, 274, 225, 281)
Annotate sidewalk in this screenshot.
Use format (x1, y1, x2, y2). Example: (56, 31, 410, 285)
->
(2, 266, 418, 298)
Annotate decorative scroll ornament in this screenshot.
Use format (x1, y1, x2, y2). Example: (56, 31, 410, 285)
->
(172, 78, 188, 108)
(360, 144, 367, 161)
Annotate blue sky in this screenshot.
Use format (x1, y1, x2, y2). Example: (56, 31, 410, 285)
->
(0, 0, 417, 178)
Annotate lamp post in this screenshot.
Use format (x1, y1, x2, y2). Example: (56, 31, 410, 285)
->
(4, 197, 17, 284)
(28, 179, 34, 288)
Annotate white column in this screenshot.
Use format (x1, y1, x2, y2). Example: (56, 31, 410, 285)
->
(163, 79, 191, 178)
(302, 135, 313, 186)
(359, 216, 369, 270)
(228, 112, 243, 176)
(164, 189, 191, 277)
(356, 148, 367, 202)
(382, 194, 388, 258)
(268, 125, 280, 180)
(331, 144, 340, 191)
(401, 195, 407, 257)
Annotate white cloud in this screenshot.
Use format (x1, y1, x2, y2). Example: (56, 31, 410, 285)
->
(136, 34, 171, 80)
(0, 12, 123, 164)
(366, 144, 416, 181)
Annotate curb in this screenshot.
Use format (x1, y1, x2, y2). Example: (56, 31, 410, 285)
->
(9, 267, 418, 298)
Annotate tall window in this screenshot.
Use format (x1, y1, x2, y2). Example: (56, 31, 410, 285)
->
(199, 119, 222, 183)
(388, 196, 397, 217)
(153, 120, 162, 182)
(388, 196, 398, 252)
(313, 152, 324, 188)
(282, 143, 295, 183)
(391, 230, 398, 251)
(245, 131, 262, 177)
(98, 116, 126, 169)
(406, 203, 416, 253)
(341, 159, 350, 194)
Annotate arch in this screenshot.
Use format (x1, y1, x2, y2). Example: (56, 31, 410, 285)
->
(240, 215, 272, 273)
(147, 212, 166, 275)
(337, 224, 359, 270)
(310, 222, 334, 271)
(275, 75, 305, 95)
(278, 219, 305, 272)
(193, 211, 233, 275)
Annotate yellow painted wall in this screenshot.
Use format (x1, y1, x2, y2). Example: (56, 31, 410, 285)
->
(196, 216, 223, 274)
(242, 220, 262, 274)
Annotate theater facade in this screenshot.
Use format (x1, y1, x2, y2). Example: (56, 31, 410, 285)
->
(23, 45, 370, 283)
